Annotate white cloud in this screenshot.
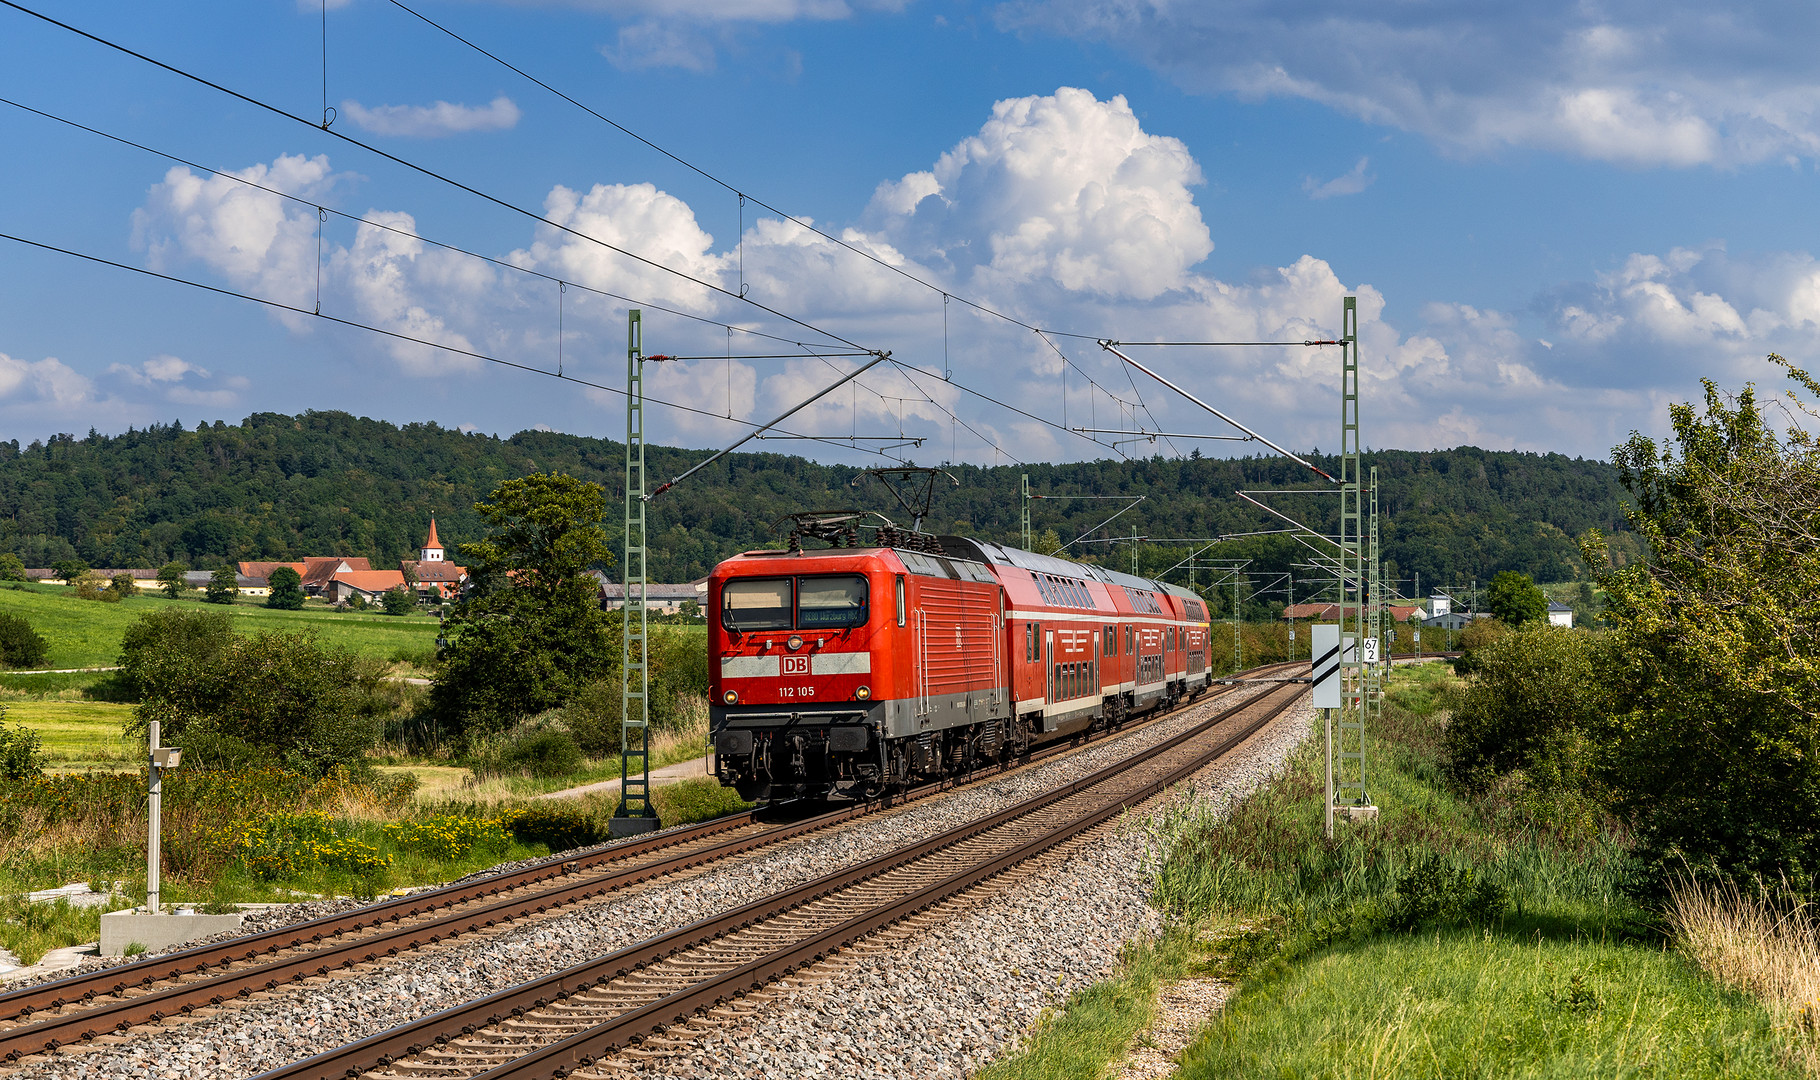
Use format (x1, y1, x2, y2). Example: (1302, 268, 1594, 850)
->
(995, 2, 1820, 167)
(602, 21, 720, 71)
(512, 182, 726, 308)
(335, 212, 485, 374)
(105, 354, 246, 407)
(1304, 157, 1374, 199)
(132, 154, 341, 324)
(340, 96, 522, 138)
(867, 87, 1212, 300)
(0, 353, 93, 405)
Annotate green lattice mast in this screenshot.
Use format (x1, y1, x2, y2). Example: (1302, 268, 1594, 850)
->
(614, 309, 658, 833)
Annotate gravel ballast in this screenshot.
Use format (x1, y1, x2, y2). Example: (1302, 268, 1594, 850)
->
(7, 690, 1308, 1080)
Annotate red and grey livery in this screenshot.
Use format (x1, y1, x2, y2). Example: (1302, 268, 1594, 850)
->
(708, 536, 1212, 802)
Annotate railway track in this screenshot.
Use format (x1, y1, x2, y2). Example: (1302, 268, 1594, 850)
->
(0, 663, 1301, 1066)
(260, 679, 1306, 1080)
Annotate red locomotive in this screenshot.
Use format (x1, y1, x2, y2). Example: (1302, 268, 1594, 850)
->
(709, 535, 1213, 802)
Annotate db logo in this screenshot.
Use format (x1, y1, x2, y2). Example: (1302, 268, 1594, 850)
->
(782, 655, 810, 676)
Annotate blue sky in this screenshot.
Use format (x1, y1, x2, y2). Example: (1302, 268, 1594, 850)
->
(3, 0, 1819, 464)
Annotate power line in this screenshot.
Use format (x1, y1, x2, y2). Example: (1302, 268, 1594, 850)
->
(381, 0, 1105, 345)
(0, 228, 918, 464)
(0, 93, 859, 356)
(0, 0, 869, 356)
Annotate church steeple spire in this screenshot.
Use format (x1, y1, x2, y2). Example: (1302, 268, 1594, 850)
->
(421, 517, 444, 562)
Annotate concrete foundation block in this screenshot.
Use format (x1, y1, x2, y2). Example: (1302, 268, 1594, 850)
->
(99, 911, 245, 956)
(1334, 804, 1380, 824)
(608, 815, 662, 838)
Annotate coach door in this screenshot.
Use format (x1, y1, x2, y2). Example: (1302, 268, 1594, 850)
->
(1045, 629, 1056, 702)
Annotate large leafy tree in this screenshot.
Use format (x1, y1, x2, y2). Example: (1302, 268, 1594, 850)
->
(1584, 357, 1820, 896)
(428, 473, 617, 745)
(265, 566, 305, 610)
(1486, 570, 1547, 626)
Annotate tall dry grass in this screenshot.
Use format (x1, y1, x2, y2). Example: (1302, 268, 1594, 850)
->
(1668, 877, 1820, 1075)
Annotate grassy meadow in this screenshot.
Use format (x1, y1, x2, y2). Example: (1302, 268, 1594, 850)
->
(0, 580, 439, 669)
(980, 661, 1810, 1080)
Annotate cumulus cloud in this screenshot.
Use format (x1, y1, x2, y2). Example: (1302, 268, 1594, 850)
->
(1304, 157, 1374, 199)
(995, 1, 1820, 167)
(131, 154, 340, 322)
(512, 182, 726, 308)
(335, 212, 486, 374)
(867, 87, 1212, 300)
(0, 353, 93, 405)
(340, 96, 522, 138)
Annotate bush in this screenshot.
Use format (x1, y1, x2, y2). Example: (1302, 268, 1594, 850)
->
(1451, 616, 1508, 676)
(0, 613, 49, 669)
(0, 718, 44, 781)
(174, 729, 275, 771)
(118, 607, 235, 701)
(381, 586, 414, 616)
(109, 573, 138, 599)
(1443, 625, 1611, 794)
(70, 571, 106, 601)
(0, 553, 24, 582)
(466, 728, 584, 779)
(561, 678, 623, 758)
(501, 805, 607, 852)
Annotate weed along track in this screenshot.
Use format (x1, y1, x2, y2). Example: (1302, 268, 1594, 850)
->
(0, 664, 1300, 1067)
(257, 681, 1305, 1080)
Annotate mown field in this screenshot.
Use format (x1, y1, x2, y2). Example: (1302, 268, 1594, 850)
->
(0, 581, 440, 669)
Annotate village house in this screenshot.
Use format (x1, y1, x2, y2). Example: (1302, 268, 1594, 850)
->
(399, 518, 468, 601)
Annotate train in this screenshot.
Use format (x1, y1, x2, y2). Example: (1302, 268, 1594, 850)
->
(707, 534, 1214, 802)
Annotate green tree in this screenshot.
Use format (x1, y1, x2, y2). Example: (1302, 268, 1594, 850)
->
(429, 473, 616, 745)
(381, 585, 414, 616)
(109, 572, 138, 598)
(1486, 570, 1547, 626)
(0, 613, 49, 669)
(265, 566, 304, 610)
(117, 607, 235, 701)
(0, 553, 25, 582)
(157, 561, 190, 600)
(1444, 625, 1611, 791)
(204, 565, 239, 604)
(1584, 358, 1820, 896)
(50, 558, 88, 582)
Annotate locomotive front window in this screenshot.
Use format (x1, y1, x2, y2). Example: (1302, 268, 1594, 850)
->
(798, 575, 869, 629)
(722, 578, 793, 631)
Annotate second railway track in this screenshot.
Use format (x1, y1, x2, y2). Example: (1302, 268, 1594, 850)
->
(262, 679, 1307, 1080)
(0, 663, 1302, 1067)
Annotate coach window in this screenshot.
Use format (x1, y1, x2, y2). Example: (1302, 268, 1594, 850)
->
(722, 578, 792, 631)
(895, 575, 906, 627)
(799, 575, 869, 629)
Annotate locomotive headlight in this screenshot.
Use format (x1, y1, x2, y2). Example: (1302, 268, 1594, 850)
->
(723, 690, 740, 705)
(786, 634, 804, 652)
(855, 685, 871, 701)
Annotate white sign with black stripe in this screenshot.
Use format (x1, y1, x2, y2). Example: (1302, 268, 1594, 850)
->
(1312, 624, 1341, 708)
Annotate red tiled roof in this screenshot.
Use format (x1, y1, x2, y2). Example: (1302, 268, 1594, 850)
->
(403, 560, 467, 582)
(423, 517, 442, 551)
(301, 556, 372, 588)
(332, 570, 407, 594)
(239, 561, 305, 579)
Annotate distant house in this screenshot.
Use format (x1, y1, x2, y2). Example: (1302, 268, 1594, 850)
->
(1547, 600, 1575, 628)
(1423, 610, 1491, 630)
(595, 576, 706, 616)
(300, 557, 372, 597)
(183, 570, 270, 596)
(399, 518, 468, 601)
(325, 570, 408, 605)
(1282, 602, 1423, 622)
(27, 568, 160, 587)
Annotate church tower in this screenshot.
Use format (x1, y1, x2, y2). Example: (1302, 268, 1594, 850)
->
(420, 517, 444, 562)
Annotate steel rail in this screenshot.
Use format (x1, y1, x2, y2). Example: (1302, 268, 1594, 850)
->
(254, 683, 1303, 1080)
(0, 664, 1300, 1062)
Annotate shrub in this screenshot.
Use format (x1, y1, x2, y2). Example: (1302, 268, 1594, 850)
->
(0, 553, 24, 582)
(109, 573, 138, 598)
(1451, 616, 1508, 676)
(505, 730, 584, 778)
(1443, 625, 1611, 794)
(561, 679, 623, 758)
(118, 607, 235, 701)
(0, 718, 44, 781)
(500, 805, 606, 852)
(383, 814, 512, 861)
(71, 571, 107, 601)
(175, 729, 275, 771)
(0, 613, 49, 669)
(220, 811, 393, 880)
(381, 586, 414, 616)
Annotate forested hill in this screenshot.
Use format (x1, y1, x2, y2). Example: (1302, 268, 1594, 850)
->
(0, 412, 1639, 589)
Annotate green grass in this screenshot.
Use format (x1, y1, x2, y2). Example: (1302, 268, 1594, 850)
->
(975, 934, 1197, 1080)
(0, 894, 138, 967)
(0, 584, 439, 669)
(2, 700, 137, 765)
(982, 660, 1806, 1080)
(1178, 933, 1792, 1079)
